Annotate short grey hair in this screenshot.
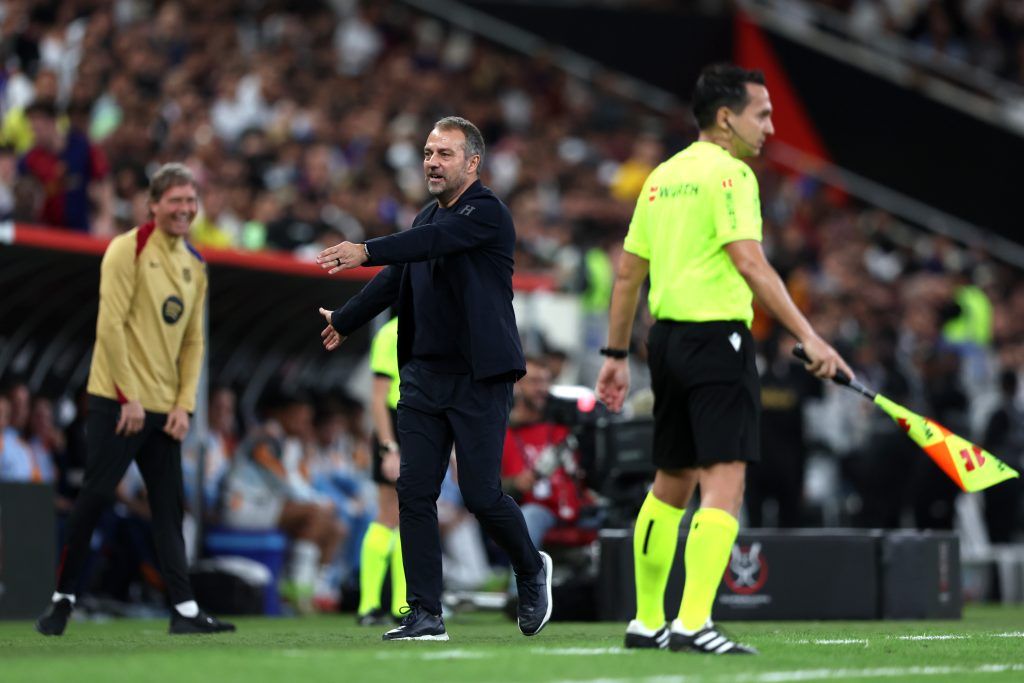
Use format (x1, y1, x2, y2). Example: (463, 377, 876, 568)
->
(434, 116, 485, 163)
(149, 163, 197, 203)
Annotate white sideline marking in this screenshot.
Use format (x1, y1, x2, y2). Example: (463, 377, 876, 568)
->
(995, 632, 1024, 638)
(533, 647, 632, 656)
(419, 650, 488, 660)
(893, 634, 966, 641)
(553, 663, 1024, 683)
(374, 649, 486, 660)
(794, 639, 869, 646)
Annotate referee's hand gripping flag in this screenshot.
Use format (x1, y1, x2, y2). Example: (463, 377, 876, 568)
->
(794, 344, 1019, 493)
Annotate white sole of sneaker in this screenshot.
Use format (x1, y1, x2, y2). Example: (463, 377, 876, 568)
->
(521, 551, 554, 637)
(388, 633, 450, 641)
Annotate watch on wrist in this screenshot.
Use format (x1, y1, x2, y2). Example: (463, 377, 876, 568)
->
(599, 347, 628, 359)
(379, 440, 399, 455)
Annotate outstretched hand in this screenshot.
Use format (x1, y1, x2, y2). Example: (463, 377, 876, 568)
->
(316, 241, 367, 274)
(319, 307, 345, 351)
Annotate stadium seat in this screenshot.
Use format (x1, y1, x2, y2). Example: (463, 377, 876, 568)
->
(203, 527, 288, 615)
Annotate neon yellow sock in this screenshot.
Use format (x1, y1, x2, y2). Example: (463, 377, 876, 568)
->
(389, 531, 408, 617)
(633, 491, 686, 630)
(678, 507, 739, 631)
(358, 522, 394, 615)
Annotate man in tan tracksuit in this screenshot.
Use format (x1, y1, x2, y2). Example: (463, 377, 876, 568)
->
(36, 163, 234, 636)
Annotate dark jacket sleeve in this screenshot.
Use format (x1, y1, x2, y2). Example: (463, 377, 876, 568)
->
(331, 264, 403, 336)
(365, 200, 500, 265)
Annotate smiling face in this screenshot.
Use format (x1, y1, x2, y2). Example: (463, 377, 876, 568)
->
(423, 126, 479, 207)
(150, 182, 198, 237)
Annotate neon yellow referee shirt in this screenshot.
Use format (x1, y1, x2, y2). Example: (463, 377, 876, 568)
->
(623, 141, 762, 327)
(369, 317, 400, 410)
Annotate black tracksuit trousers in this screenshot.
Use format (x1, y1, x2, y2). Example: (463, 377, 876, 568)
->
(56, 395, 193, 604)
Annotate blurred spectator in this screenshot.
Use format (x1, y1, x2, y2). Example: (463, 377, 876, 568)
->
(219, 390, 346, 613)
(0, 144, 17, 219)
(56, 387, 90, 514)
(813, 0, 1024, 86)
(981, 369, 1024, 543)
(608, 132, 663, 203)
(182, 386, 238, 516)
(308, 398, 374, 590)
(0, 381, 34, 481)
(746, 334, 822, 527)
(25, 394, 60, 485)
(17, 99, 112, 235)
(1, 68, 61, 153)
(190, 181, 237, 248)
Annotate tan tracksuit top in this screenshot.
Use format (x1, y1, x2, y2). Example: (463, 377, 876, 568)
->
(86, 221, 207, 413)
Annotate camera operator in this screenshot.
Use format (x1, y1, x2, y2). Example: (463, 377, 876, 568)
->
(501, 357, 597, 550)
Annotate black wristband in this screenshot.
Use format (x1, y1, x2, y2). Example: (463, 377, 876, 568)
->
(599, 347, 628, 359)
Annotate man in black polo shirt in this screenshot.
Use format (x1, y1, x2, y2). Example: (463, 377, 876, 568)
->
(316, 116, 551, 641)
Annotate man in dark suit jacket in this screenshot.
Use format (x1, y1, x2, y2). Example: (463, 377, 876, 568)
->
(317, 116, 552, 641)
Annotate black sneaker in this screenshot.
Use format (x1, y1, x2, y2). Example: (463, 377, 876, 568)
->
(169, 609, 237, 635)
(516, 551, 553, 637)
(624, 619, 669, 649)
(357, 608, 392, 626)
(382, 605, 448, 641)
(35, 598, 73, 636)
(668, 620, 757, 654)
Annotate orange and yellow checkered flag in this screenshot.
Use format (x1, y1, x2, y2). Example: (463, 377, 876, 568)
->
(873, 394, 1018, 492)
(795, 345, 1019, 493)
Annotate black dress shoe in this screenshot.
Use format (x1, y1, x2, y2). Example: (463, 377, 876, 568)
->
(382, 606, 448, 641)
(36, 599, 73, 636)
(169, 609, 237, 635)
(516, 551, 553, 636)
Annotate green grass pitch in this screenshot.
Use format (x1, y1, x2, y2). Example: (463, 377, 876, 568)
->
(3, 606, 1024, 683)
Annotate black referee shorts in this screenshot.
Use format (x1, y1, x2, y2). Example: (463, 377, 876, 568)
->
(647, 320, 761, 469)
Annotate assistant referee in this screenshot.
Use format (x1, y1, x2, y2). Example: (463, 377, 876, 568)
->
(596, 64, 852, 655)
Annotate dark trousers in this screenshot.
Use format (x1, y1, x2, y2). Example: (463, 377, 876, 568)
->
(396, 360, 541, 615)
(56, 395, 193, 605)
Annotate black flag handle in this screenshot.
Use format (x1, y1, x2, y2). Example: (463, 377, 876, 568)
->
(792, 343, 876, 399)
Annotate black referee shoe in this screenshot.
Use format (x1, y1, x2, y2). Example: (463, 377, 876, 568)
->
(516, 551, 553, 636)
(382, 606, 448, 641)
(35, 598, 73, 636)
(169, 609, 236, 635)
(624, 620, 669, 649)
(357, 608, 393, 626)
(669, 620, 757, 654)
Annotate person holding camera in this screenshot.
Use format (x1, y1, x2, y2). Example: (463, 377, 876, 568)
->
(501, 357, 594, 550)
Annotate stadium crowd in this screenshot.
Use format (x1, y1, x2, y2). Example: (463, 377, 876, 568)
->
(810, 0, 1024, 84)
(1, 0, 1024, 613)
